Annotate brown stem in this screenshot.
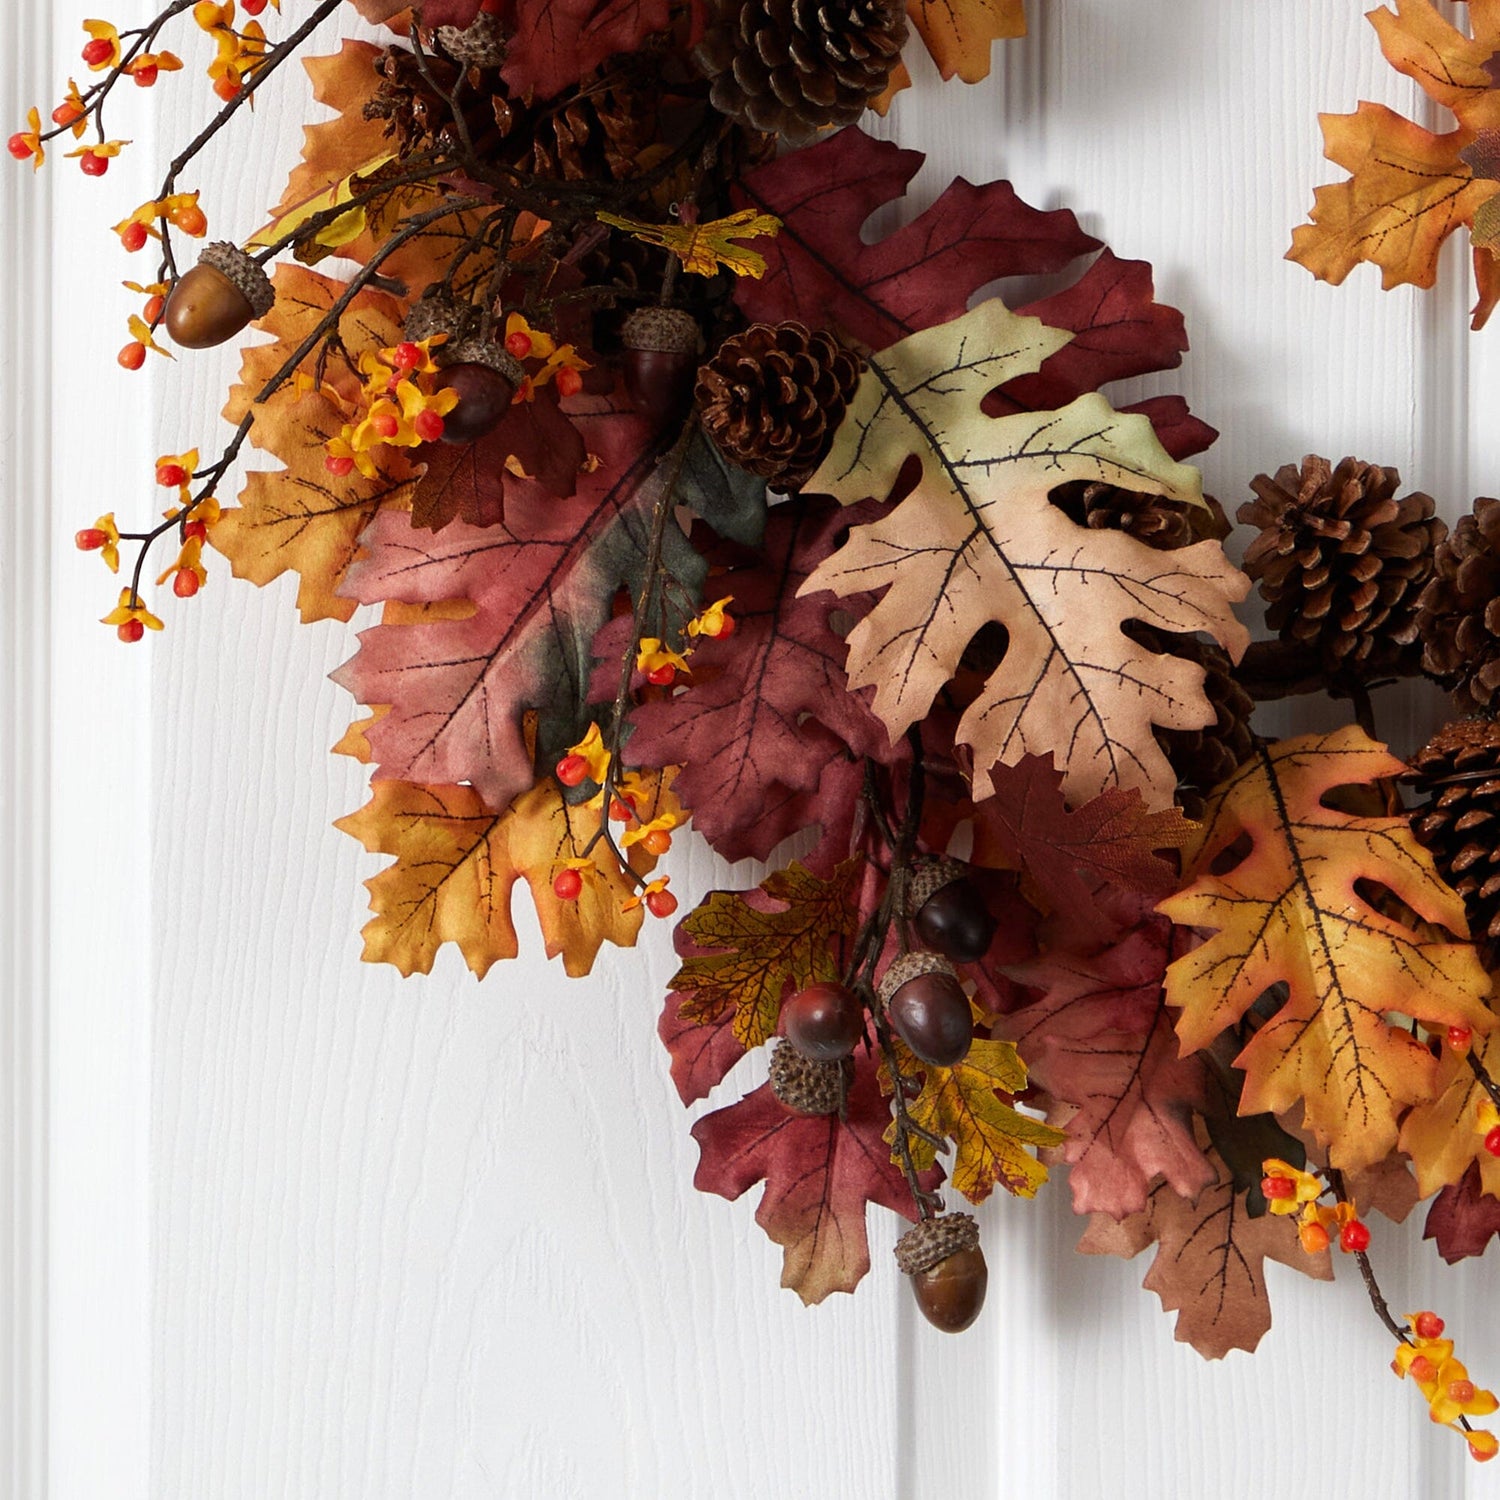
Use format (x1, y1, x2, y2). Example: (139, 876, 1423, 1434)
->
(1327, 1167, 1407, 1342)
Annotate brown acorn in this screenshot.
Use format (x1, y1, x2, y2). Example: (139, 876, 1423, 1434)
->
(781, 982, 864, 1061)
(433, 339, 525, 444)
(163, 242, 274, 349)
(878, 951, 972, 1068)
(906, 859, 996, 965)
(894, 1213, 987, 1333)
(620, 307, 701, 425)
(767, 1039, 851, 1116)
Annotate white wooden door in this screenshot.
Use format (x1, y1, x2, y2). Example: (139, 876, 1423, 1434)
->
(6, 2, 1500, 1496)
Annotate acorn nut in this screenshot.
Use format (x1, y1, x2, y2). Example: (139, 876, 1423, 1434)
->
(878, 951, 972, 1068)
(163, 242, 274, 350)
(907, 859, 997, 965)
(433, 339, 526, 445)
(895, 1214, 987, 1333)
(781, 981, 864, 1061)
(621, 307, 701, 425)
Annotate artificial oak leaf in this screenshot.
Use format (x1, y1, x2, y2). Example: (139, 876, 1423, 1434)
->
(659, 986, 747, 1107)
(614, 499, 893, 856)
(1078, 1146, 1331, 1361)
(213, 266, 419, 622)
(896, 1037, 1063, 1203)
(968, 754, 1194, 948)
(692, 1055, 926, 1303)
(1001, 917, 1214, 1219)
(595, 208, 782, 279)
(1162, 728, 1495, 1173)
(1424, 1163, 1500, 1263)
(334, 768, 678, 979)
(500, 0, 672, 102)
(1399, 1032, 1500, 1198)
(799, 298, 1250, 811)
(733, 127, 1100, 353)
(668, 859, 864, 1049)
(906, 0, 1024, 85)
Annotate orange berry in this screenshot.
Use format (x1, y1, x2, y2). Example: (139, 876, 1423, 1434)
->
(132, 64, 159, 87)
(1410, 1354, 1437, 1382)
(143, 293, 166, 322)
(1261, 1175, 1296, 1201)
(371, 411, 399, 439)
(504, 330, 532, 359)
(555, 366, 584, 398)
(8, 133, 34, 160)
(1339, 1218, 1371, 1253)
(646, 888, 678, 919)
(413, 408, 445, 443)
(120, 221, 149, 252)
(556, 753, 589, 787)
(1415, 1311, 1445, 1340)
(183, 520, 208, 542)
(1448, 1025, 1473, 1052)
(1298, 1221, 1330, 1255)
(173, 568, 200, 598)
(1470, 1437, 1498, 1463)
(214, 75, 242, 102)
(609, 798, 633, 821)
(171, 204, 207, 236)
(324, 453, 355, 477)
(552, 867, 583, 901)
(642, 828, 672, 856)
(118, 341, 147, 370)
(82, 38, 114, 66)
(714, 611, 735, 638)
(75, 528, 108, 551)
(1450, 1379, 1478, 1403)
(156, 462, 188, 488)
(116, 618, 145, 643)
(52, 101, 84, 126)
(79, 150, 108, 177)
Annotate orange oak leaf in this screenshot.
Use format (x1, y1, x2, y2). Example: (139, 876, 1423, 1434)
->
(799, 297, 1249, 811)
(667, 860, 864, 1049)
(894, 1036, 1064, 1203)
(692, 1055, 929, 1304)
(1290, 0, 1500, 325)
(905, 0, 1025, 86)
(334, 768, 679, 979)
(212, 265, 418, 622)
(1400, 1031, 1500, 1198)
(1077, 1145, 1331, 1360)
(1161, 728, 1495, 1173)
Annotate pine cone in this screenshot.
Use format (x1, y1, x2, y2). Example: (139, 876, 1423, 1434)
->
(694, 0, 908, 146)
(1418, 496, 1500, 711)
(696, 321, 863, 490)
(1407, 718, 1500, 949)
(1155, 638, 1256, 816)
(1051, 482, 1231, 551)
(1238, 455, 1445, 678)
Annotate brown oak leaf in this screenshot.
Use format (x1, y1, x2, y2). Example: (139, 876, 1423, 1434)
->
(1425, 1162, 1500, 1263)
(905, 0, 1024, 85)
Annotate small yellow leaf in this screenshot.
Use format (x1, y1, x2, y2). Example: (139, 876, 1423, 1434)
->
(597, 208, 782, 279)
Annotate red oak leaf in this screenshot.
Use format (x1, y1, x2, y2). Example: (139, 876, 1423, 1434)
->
(659, 992, 745, 1106)
(692, 1053, 929, 1303)
(1002, 916, 1213, 1219)
(1425, 1163, 1500, 1264)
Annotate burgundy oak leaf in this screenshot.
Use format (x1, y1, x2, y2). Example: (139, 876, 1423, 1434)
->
(659, 993, 745, 1106)
(506, 0, 670, 100)
(692, 1055, 927, 1303)
(1425, 1162, 1500, 1264)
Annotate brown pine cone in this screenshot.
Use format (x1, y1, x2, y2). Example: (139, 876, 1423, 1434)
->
(1238, 455, 1445, 679)
(1407, 718, 1500, 950)
(1417, 497, 1500, 711)
(1051, 482, 1231, 551)
(696, 322, 863, 490)
(693, 0, 908, 146)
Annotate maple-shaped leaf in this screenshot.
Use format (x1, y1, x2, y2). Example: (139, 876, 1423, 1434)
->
(334, 414, 765, 813)
(1425, 1162, 1500, 1264)
(212, 266, 418, 623)
(1399, 1031, 1500, 1198)
(1078, 1146, 1331, 1360)
(894, 1037, 1063, 1203)
(968, 755, 1193, 948)
(1161, 727, 1495, 1173)
(1290, 0, 1500, 327)
(906, 0, 1024, 85)
(335, 768, 678, 979)
(1002, 917, 1214, 1219)
(667, 860, 864, 1050)
(799, 298, 1249, 811)
(692, 1055, 927, 1303)
(612, 498, 894, 860)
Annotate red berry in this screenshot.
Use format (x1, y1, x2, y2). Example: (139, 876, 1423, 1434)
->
(646, 889, 678, 919)
(413, 408, 445, 443)
(156, 462, 188, 488)
(116, 618, 144, 644)
(1447, 1025, 1473, 1052)
(82, 38, 114, 65)
(324, 453, 355, 477)
(714, 612, 735, 639)
(132, 64, 159, 87)
(214, 75, 242, 101)
(504, 330, 532, 359)
(555, 366, 584, 398)
(1472, 1440, 1498, 1464)
(52, 102, 84, 127)
(8, 133, 33, 160)
(371, 412, 399, 439)
(608, 798, 633, 822)
(1415, 1311, 1446, 1340)
(1451, 1378, 1478, 1404)
(1410, 1354, 1437, 1382)
(1260, 1175, 1296, 1201)
(243, 0, 268, 12)
(646, 663, 676, 686)
(1339, 1218, 1371, 1254)
(393, 341, 422, 370)
(556, 753, 589, 787)
(552, 868, 583, 901)
(1484, 1125, 1500, 1159)
(120, 221, 149, 252)
(642, 828, 672, 857)
(183, 520, 208, 542)
(173, 568, 200, 598)
(143, 293, 166, 323)
(118, 341, 147, 370)
(75, 528, 108, 551)
(79, 151, 108, 177)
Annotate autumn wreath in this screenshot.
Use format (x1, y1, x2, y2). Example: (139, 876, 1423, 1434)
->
(16, 0, 1500, 1461)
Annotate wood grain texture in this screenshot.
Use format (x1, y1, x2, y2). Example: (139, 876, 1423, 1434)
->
(24, 1, 1500, 1497)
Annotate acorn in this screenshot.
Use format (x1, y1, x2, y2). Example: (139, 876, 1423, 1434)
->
(163, 241, 274, 350)
(781, 981, 864, 1062)
(403, 283, 481, 347)
(907, 859, 996, 965)
(620, 307, 701, 425)
(894, 1213, 987, 1333)
(878, 951, 972, 1068)
(433, 338, 525, 445)
(767, 1039, 851, 1116)
(434, 12, 508, 68)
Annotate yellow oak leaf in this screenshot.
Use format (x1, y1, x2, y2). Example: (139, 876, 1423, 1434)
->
(669, 860, 863, 1048)
(1161, 727, 1494, 1173)
(213, 265, 418, 622)
(596, 208, 782, 279)
(906, 0, 1025, 84)
(335, 769, 681, 980)
(1400, 1032, 1500, 1198)
(895, 1037, 1063, 1203)
(799, 297, 1249, 812)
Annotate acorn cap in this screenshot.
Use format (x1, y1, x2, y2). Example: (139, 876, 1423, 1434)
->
(404, 286, 481, 347)
(877, 950, 958, 1008)
(904, 859, 968, 918)
(441, 337, 526, 386)
(435, 13, 507, 67)
(621, 306, 701, 355)
(894, 1213, 980, 1276)
(768, 1039, 851, 1116)
(197, 241, 274, 319)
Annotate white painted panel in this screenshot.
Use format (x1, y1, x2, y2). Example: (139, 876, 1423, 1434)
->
(15, 2, 1500, 1498)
